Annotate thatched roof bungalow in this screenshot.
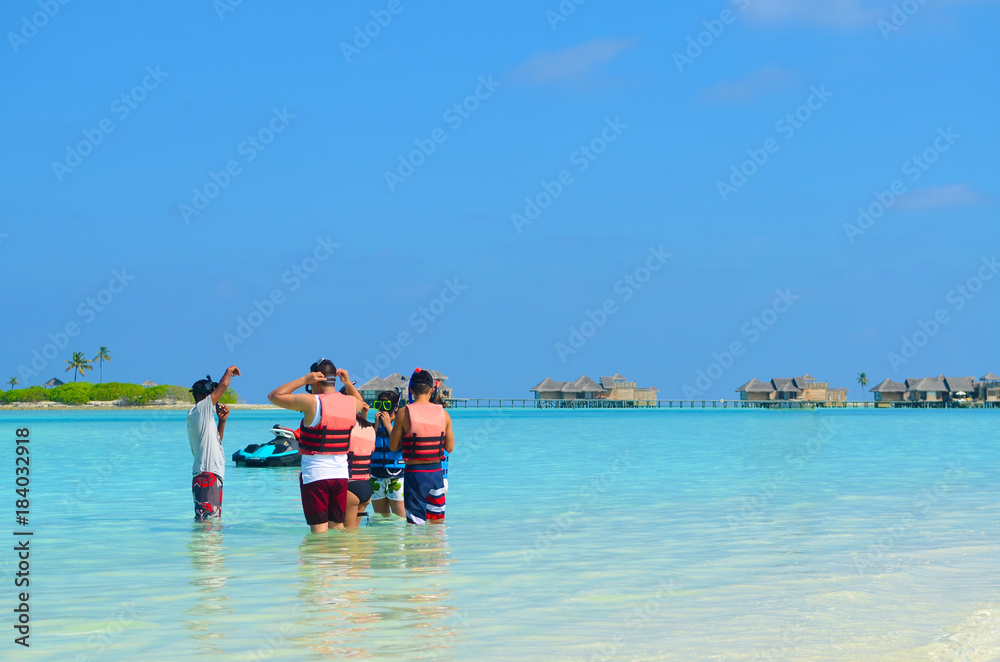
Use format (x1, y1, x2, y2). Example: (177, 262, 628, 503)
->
(358, 371, 452, 402)
(944, 376, 974, 394)
(980, 372, 1000, 402)
(564, 376, 605, 398)
(868, 374, 1000, 403)
(736, 374, 847, 402)
(735, 378, 774, 401)
(529, 378, 566, 400)
(895, 374, 986, 402)
(870, 378, 906, 402)
(529, 375, 608, 400)
(531, 373, 657, 401)
(599, 374, 626, 390)
(357, 376, 389, 398)
(771, 377, 801, 401)
(904, 376, 948, 402)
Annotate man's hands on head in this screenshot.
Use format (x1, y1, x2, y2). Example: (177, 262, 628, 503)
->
(303, 371, 328, 386)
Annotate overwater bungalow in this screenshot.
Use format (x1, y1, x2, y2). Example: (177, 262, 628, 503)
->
(873, 373, 998, 404)
(529, 375, 606, 401)
(870, 378, 906, 402)
(979, 372, 1000, 402)
(736, 374, 848, 402)
(600, 374, 658, 402)
(530, 373, 657, 402)
(358, 370, 451, 402)
(905, 376, 948, 402)
(734, 378, 774, 402)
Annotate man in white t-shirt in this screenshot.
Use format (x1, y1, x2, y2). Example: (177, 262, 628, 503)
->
(268, 359, 365, 533)
(187, 365, 240, 520)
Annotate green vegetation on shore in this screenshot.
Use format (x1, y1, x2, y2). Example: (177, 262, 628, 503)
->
(0, 382, 238, 406)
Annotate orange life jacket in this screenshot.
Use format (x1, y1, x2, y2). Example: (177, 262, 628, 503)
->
(348, 424, 375, 480)
(298, 392, 355, 455)
(402, 402, 446, 463)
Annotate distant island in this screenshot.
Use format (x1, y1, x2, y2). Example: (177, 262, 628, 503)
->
(2, 346, 246, 408)
(1, 381, 238, 407)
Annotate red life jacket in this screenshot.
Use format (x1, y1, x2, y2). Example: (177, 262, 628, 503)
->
(402, 402, 446, 463)
(348, 424, 375, 480)
(298, 392, 356, 455)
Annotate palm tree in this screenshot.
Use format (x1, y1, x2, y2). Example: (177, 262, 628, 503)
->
(93, 346, 112, 383)
(64, 352, 93, 382)
(7, 377, 18, 391)
(857, 372, 870, 404)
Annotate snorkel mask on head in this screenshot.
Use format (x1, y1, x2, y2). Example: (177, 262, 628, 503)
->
(305, 357, 337, 394)
(191, 374, 219, 401)
(408, 367, 436, 403)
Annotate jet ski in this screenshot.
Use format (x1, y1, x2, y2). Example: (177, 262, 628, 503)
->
(232, 425, 301, 467)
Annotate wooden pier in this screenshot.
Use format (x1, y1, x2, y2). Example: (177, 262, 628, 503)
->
(445, 398, 1000, 410)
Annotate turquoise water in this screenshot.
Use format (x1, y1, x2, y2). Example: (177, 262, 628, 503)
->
(2, 409, 999, 661)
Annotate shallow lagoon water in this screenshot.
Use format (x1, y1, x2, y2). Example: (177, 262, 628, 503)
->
(3, 408, 999, 661)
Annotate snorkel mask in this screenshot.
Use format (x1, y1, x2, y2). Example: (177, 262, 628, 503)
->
(191, 374, 219, 401)
(305, 357, 337, 394)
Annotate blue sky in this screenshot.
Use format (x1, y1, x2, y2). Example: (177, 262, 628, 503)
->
(1, 0, 998, 402)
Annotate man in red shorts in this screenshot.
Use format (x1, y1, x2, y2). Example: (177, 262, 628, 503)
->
(268, 359, 366, 533)
(187, 366, 240, 521)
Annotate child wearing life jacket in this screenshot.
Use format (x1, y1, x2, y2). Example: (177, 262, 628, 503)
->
(369, 389, 406, 518)
(267, 359, 366, 533)
(389, 368, 455, 525)
(345, 400, 375, 529)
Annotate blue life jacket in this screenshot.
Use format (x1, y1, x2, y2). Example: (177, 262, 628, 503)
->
(370, 424, 405, 477)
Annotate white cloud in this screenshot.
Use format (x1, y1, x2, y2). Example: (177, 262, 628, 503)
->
(737, 0, 881, 28)
(897, 183, 995, 211)
(736, 0, 994, 30)
(700, 66, 799, 103)
(510, 37, 639, 84)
